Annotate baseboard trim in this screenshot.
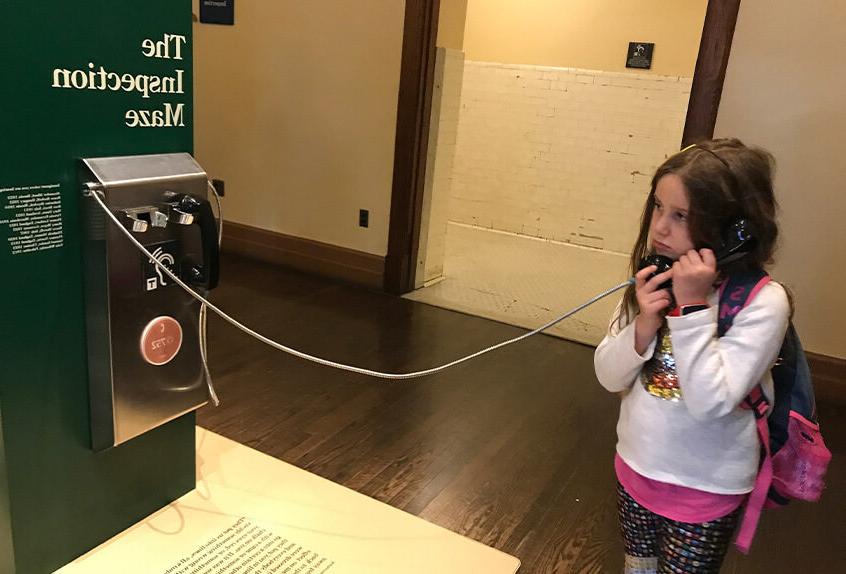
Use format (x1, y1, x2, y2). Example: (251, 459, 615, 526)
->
(221, 221, 385, 290)
(807, 352, 846, 405)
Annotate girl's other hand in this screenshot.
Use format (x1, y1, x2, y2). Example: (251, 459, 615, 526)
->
(633, 265, 673, 354)
(672, 249, 718, 306)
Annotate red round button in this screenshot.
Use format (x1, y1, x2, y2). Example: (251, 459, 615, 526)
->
(140, 316, 183, 365)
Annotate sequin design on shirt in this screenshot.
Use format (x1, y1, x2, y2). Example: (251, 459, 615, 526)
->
(640, 324, 682, 401)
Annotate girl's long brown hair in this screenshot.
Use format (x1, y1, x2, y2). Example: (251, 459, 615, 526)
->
(615, 138, 780, 328)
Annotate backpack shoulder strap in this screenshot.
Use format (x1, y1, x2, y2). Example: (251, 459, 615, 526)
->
(717, 270, 771, 336)
(736, 410, 773, 553)
(718, 270, 774, 412)
(721, 270, 777, 554)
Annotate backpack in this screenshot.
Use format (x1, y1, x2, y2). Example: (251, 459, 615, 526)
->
(716, 271, 832, 554)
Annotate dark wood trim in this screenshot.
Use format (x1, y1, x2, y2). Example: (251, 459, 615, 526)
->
(808, 352, 846, 405)
(221, 221, 384, 289)
(682, 0, 742, 146)
(384, 0, 440, 295)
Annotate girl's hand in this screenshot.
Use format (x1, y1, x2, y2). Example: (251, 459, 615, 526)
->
(672, 249, 718, 306)
(633, 265, 673, 354)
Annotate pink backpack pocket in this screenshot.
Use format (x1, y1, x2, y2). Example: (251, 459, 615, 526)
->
(771, 411, 832, 502)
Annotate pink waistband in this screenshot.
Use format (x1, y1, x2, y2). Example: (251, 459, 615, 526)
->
(615, 454, 745, 523)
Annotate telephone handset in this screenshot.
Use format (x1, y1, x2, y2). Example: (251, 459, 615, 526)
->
(638, 218, 756, 290)
(161, 192, 220, 291)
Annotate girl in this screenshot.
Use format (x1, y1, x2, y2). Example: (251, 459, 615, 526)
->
(594, 138, 790, 574)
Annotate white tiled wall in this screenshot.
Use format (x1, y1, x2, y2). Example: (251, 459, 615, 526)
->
(417, 48, 465, 286)
(450, 61, 693, 255)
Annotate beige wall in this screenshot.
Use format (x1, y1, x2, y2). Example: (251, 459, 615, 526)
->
(463, 0, 706, 76)
(437, 0, 468, 50)
(191, 1, 405, 256)
(715, 0, 846, 359)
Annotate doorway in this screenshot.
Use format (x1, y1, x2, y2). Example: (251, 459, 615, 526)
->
(387, 1, 740, 345)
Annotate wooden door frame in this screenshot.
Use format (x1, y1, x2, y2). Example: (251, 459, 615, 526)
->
(384, 0, 440, 294)
(683, 0, 742, 146)
(384, 0, 741, 294)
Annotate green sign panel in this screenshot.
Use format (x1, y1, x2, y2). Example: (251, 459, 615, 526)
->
(1, 2, 197, 572)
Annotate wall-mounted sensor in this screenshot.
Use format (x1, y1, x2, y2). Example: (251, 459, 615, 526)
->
(359, 209, 369, 228)
(626, 42, 654, 69)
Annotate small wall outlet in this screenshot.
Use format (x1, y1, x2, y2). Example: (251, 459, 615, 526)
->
(359, 209, 369, 228)
(211, 178, 225, 197)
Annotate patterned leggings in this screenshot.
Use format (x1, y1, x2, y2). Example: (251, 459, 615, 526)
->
(617, 483, 740, 574)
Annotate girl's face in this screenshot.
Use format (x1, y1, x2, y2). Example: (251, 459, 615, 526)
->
(650, 173, 695, 259)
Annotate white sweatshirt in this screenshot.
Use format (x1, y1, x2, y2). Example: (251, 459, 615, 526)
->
(594, 282, 790, 494)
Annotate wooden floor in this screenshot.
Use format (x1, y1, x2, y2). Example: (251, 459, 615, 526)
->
(198, 254, 846, 573)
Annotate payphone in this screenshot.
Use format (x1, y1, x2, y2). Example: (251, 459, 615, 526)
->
(80, 153, 219, 451)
